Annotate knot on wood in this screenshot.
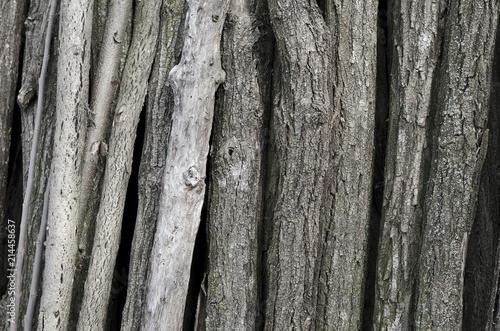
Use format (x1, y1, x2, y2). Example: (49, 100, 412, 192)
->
(183, 166, 201, 188)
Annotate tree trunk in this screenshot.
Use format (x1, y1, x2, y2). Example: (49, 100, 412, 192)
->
(142, 0, 229, 329)
(0, 0, 27, 263)
(76, 0, 161, 329)
(1, 0, 499, 330)
(373, 1, 444, 329)
(38, 0, 93, 329)
(205, 0, 273, 329)
(263, 0, 337, 329)
(120, 1, 186, 329)
(11, 1, 59, 326)
(415, 1, 498, 329)
(317, 0, 377, 329)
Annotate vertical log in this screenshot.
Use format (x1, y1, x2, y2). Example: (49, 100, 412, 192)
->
(120, 0, 186, 329)
(38, 0, 94, 329)
(373, 0, 443, 329)
(76, 0, 161, 329)
(142, 0, 229, 329)
(206, 0, 273, 329)
(263, 0, 337, 329)
(415, 1, 499, 329)
(318, 0, 377, 329)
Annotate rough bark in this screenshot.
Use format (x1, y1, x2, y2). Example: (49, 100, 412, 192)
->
(1, 0, 58, 326)
(37, 0, 93, 329)
(415, 1, 499, 329)
(317, 1, 377, 329)
(120, 0, 186, 329)
(263, 0, 336, 329)
(76, 0, 161, 329)
(15, 30, 58, 331)
(18, 0, 55, 188)
(205, 0, 273, 329)
(373, 1, 444, 329)
(142, 0, 229, 329)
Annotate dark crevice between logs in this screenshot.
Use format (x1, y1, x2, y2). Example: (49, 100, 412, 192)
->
(463, 24, 500, 330)
(105, 108, 145, 331)
(362, 0, 390, 329)
(1, 82, 24, 296)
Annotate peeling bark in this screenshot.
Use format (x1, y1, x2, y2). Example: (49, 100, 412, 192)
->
(142, 0, 229, 328)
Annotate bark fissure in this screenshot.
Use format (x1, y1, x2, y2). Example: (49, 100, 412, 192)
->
(119, 1, 186, 329)
(264, 0, 337, 329)
(318, 0, 377, 328)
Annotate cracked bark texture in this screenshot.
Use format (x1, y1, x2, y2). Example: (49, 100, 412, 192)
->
(373, 0, 445, 329)
(205, 0, 273, 329)
(1, 0, 499, 330)
(463, 27, 500, 328)
(317, 0, 377, 329)
(263, 0, 337, 329)
(415, 1, 499, 329)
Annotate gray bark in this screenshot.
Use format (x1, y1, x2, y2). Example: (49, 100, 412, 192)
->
(415, 1, 499, 329)
(142, 0, 229, 329)
(1, 0, 58, 327)
(38, 0, 93, 329)
(373, 1, 444, 329)
(77, 0, 132, 261)
(263, 0, 337, 329)
(464, 47, 500, 329)
(16, 31, 58, 331)
(205, 0, 273, 329)
(77, 0, 161, 329)
(15, 8, 59, 323)
(318, 0, 377, 329)
(120, 0, 186, 329)
(70, 2, 132, 325)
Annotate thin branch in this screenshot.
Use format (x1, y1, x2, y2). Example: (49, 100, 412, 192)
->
(11, 0, 58, 329)
(24, 177, 50, 331)
(77, 0, 132, 246)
